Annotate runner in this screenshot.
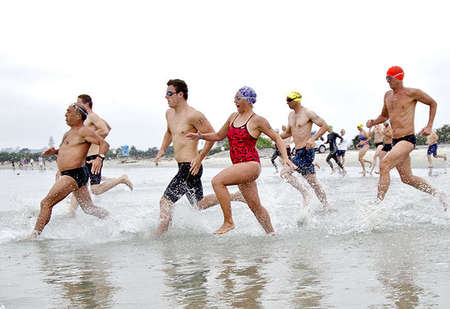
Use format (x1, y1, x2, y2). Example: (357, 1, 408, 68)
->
(356, 123, 372, 176)
(29, 104, 110, 238)
(68, 94, 133, 217)
(325, 125, 346, 175)
(337, 129, 349, 166)
(366, 66, 447, 210)
(270, 126, 292, 173)
(379, 121, 393, 163)
(156, 79, 246, 236)
(369, 124, 385, 175)
(426, 130, 447, 168)
(279, 91, 329, 208)
(187, 86, 296, 234)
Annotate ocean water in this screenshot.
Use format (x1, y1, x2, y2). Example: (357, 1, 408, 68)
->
(0, 165, 449, 308)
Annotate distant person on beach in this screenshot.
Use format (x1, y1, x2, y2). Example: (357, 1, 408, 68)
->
(187, 86, 295, 234)
(155, 79, 246, 236)
(279, 91, 330, 208)
(366, 66, 447, 210)
(337, 129, 349, 166)
(379, 121, 393, 163)
(271, 125, 292, 173)
(29, 104, 110, 238)
(68, 94, 133, 217)
(356, 124, 372, 176)
(325, 125, 346, 175)
(426, 130, 447, 168)
(369, 124, 385, 175)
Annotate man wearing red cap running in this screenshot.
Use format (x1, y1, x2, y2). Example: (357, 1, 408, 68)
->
(366, 66, 447, 210)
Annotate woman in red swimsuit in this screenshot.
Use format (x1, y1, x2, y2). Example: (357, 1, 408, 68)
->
(187, 86, 296, 234)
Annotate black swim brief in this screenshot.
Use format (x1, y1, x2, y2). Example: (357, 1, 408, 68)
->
(163, 162, 204, 205)
(382, 143, 392, 152)
(375, 142, 383, 148)
(61, 166, 89, 188)
(392, 134, 416, 147)
(85, 155, 102, 185)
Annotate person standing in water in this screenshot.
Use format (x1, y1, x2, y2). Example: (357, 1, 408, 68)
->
(426, 130, 447, 168)
(187, 86, 295, 234)
(68, 94, 133, 217)
(29, 104, 110, 238)
(356, 123, 372, 176)
(366, 66, 447, 210)
(369, 124, 385, 175)
(156, 79, 246, 236)
(337, 129, 349, 166)
(279, 91, 329, 208)
(325, 125, 346, 175)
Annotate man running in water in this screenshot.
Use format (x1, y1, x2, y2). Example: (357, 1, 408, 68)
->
(379, 121, 393, 163)
(356, 123, 372, 176)
(325, 126, 346, 175)
(29, 104, 110, 238)
(369, 124, 385, 175)
(155, 79, 245, 235)
(68, 94, 133, 217)
(366, 66, 447, 210)
(280, 91, 329, 208)
(271, 126, 292, 173)
(426, 130, 447, 168)
(337, 129, 349, 166)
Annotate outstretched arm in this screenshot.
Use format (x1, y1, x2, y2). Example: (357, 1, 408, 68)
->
(189, 112, 216, 175)
(155, 128, 172, 166)
(307, 110, 328, 149)
(186, 113, 235, 142)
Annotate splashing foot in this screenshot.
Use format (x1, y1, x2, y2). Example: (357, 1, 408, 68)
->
(213, 222, 235, 234)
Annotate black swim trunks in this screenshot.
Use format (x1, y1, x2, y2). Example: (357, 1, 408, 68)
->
(392, 134, 416, 147)
(163, 162, 204, 205)
(382, 143, 392, 152)
(85, 155, 102, 185)
(61, 166, 89, 188)
(375, 142, 384, 148)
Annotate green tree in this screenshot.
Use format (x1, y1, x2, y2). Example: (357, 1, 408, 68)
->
(256, 136, 273, 149)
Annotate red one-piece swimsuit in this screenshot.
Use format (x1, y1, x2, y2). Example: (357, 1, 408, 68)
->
(226, 113, 260, 164)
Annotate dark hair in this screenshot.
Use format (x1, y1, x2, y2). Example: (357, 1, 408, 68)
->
(167, 79, 188, 100)
(78, 94, 93, 108)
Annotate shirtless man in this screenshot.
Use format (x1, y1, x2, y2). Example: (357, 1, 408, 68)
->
(29, 104, 110, 238)
(271, 126, 292, 173)
(366, 66, 447, 210)
(379, 121, 393, 162)
(155, 79, 245, 235)
(426, 130, 447, 168)
(369, 124, 385, 175)
(337, 129, 349, 165)
(280, 91, 329, 207)
(68, 94, 133, 216)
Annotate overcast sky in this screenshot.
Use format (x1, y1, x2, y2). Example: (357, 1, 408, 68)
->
(1, 0, 449, 150)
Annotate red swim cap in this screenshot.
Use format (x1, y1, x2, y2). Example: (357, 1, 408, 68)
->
(386, 66, 404, 80)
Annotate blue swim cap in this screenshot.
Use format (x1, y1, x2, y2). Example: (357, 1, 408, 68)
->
(237, 86, 256, 104)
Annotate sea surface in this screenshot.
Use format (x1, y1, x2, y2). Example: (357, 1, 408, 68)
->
(1, 165, 449, 308)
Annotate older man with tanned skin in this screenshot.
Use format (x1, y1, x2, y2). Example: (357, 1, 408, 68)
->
(366, 66, 447, 210)
(29, 104, 110, 238)
(155, 79, 245, 236)
(280, 91, 329, 208)
(369, 124, 385, 175)
(426, 131, 447, 168)
(68, 95, 133, 217)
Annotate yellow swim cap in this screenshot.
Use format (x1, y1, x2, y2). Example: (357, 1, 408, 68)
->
(357, 123, 363, 128)
(287, 91, 302, 103)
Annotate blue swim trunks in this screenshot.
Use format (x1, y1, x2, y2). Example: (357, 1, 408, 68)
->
(427, 144, 438, 156)
(337, 150, 346, 157)
(291, 147, 315, 176)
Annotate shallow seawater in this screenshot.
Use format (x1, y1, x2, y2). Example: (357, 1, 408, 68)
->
(0, 166, 449, 308)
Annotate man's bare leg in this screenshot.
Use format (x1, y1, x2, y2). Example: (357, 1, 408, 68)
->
(280, 169, 312, 207)
(72, 186, 109, 218)
(370, 145, 383, 175)
(91, 175, 133, 195)
(197, 191, 246, 210)
(68, 194, 78, 217)
(303, 173, 328, 207)
(32, 176, 78, 237)
(238, 181, 274, 233)
(157, 196, 174, 236)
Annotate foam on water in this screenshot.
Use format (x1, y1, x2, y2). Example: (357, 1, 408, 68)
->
(0, 166, 449, 244)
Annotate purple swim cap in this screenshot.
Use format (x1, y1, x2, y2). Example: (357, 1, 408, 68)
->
(237, 86, 256, 104)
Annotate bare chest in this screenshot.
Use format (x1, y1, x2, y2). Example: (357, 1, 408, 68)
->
(61, 131, 85, 147)
(291, 113, 311, 130)
(386, 93, 415, 116)
(168, 116, 194, 136)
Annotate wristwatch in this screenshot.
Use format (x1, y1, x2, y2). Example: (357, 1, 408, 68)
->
(98, 154, 105, 160)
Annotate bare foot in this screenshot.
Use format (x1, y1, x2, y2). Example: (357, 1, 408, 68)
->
(26, 230, 40, 240)
(436, 191, 448, 211)
(213, 222, 235, 234)
(121, 175, 134, 191)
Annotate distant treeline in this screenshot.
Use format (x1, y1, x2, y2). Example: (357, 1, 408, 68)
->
(351, 124, 449, 148)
